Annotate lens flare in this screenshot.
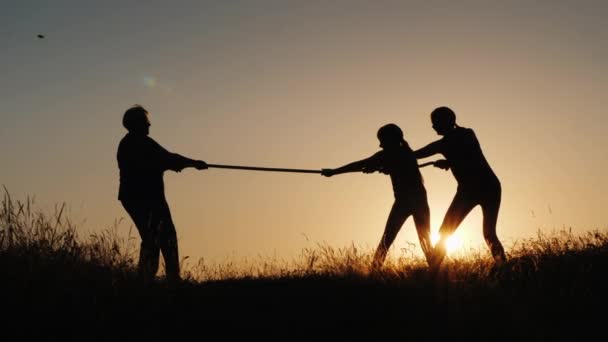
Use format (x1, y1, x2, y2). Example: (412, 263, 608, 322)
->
(143, 76, 156, 88)
(431, 231, 461, 254)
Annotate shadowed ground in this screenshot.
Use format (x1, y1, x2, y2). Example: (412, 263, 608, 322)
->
(1, 193, 606, 340)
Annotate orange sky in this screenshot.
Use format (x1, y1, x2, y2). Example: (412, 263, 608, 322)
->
(2, 1, 607, 262)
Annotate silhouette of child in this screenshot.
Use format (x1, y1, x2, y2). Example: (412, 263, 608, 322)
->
(322, 124, 433, 269)
(415, 106, 506, 269)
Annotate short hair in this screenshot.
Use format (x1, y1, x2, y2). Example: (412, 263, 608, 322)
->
(430, 106, 456, 126)
(122, 105, 148, 131)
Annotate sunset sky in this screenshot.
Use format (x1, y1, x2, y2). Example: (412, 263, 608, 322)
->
(2, 1, 606, 263)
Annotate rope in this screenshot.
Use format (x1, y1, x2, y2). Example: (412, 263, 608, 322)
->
(206, 160, 437, 174)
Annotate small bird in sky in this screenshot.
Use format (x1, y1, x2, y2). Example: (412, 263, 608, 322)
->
(37, 34, 45, 39)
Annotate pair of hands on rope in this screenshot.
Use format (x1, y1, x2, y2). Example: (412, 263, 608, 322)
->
(193, 160, 208, 170)
(174, 159, 208, 172)
(431, 159, 450, 171)
(321, 159, 450, 177)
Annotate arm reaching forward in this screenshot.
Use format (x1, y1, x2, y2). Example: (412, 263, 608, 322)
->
(168, 154, 208, 172)
(414, 140, 442, 159)
(414, 141, 450, 170)
(322, 152, 381, 177)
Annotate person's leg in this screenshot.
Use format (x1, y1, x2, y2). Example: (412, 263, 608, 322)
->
(433, 191, 476, 268)
(412, 200, 432, 266)
(481, 186, 506, 265)
(157, 201, 180, 283)
(372, 201, 410, 270)
(121, 200, 161, 284)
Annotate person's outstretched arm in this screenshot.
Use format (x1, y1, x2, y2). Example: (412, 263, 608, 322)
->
(322, 153, 381, 177)
(150, 139, 207, 172)
(167, 153, 208, 172)
(414, 140, 442, 159)
(414, 141, 450, 170)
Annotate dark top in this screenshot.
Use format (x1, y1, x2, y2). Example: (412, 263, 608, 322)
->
(117, 133, 190, 202)
(366, 146, 426, 199)
(438, 127, 499, 189)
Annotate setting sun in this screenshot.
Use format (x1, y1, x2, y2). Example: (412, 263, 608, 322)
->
(431, 231, 462, 254)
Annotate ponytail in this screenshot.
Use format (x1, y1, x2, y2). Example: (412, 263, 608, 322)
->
(401, 138, 413, 153)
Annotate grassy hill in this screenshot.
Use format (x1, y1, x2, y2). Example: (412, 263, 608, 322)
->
(1, 190, 607, 340)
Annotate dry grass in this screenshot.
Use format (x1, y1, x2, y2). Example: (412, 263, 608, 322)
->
(2, 187, 607, 285)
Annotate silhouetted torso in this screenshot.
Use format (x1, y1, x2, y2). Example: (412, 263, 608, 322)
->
(117, 133, 183, 202)
(369, 146, 426, 199)
(438, 127, 498, 189)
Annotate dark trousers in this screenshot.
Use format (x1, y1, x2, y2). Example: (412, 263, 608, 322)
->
(372, 195, 432, 269)
(121, 198, 180, 283)
(434, 182, 506, 267)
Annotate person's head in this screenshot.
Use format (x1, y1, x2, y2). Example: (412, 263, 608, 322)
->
(122, 105, 150, 135)
(377, 123, 405, 150)
(430, 106, 456, 135)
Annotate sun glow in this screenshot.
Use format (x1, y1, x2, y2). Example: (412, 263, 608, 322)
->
(431, 231, 461, 254)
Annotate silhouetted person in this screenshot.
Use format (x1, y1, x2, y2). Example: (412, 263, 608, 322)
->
(117, 105, 207, 285)
(322, 124, 433, 269)
(415, 106, 506, 269)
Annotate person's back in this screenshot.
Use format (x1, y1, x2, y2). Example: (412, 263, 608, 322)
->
(439, 126, 498, 189)
(117, 133, 167, 202)
(374, 144, 426, 200)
